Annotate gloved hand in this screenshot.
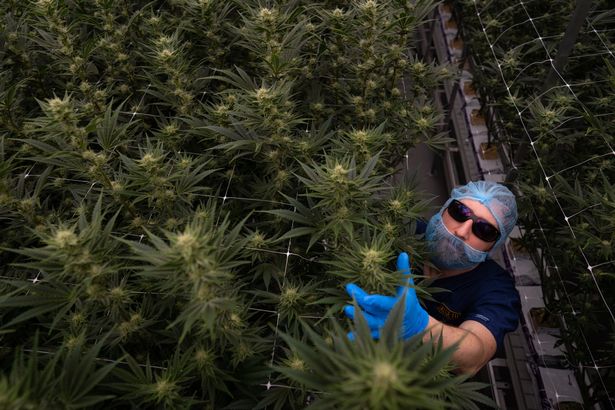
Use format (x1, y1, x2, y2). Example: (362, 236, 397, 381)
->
(344, 252, 429, 340)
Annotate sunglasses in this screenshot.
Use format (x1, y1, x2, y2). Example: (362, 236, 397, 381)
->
(446, 200, 501, 243)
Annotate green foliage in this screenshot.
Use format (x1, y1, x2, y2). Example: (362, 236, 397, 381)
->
(276, 297, 495, 409)
(322, 229, 397, 293)
(0, 335, 117, 409)
(111, 351, 198, 409)
(460, 0, 615, 406)
(0, 0, 484, 408)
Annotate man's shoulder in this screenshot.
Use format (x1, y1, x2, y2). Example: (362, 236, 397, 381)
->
(415, 218, 428, 235)
(478, 258, 510, 277)
(476, 259, 517, 290)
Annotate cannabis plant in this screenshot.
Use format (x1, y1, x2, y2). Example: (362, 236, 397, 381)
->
(0, 0, 489, 408)
(459, 0, 615, 406)
(276, 298, 495, 410)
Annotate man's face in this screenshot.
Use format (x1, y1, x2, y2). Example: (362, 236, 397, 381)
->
(441, 198, 498, 252)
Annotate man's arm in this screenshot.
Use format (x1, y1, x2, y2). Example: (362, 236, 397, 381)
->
(424, 316, 496, 375)
(344, 253, 501, 375)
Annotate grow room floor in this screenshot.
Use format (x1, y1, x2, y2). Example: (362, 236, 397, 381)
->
(401, 143, 450, 216)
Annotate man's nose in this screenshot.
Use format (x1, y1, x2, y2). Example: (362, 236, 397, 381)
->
(453, 219, 473, 240)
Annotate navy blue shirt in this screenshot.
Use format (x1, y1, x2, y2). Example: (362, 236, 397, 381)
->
(421, 260, 520, 353)
(415, 219, 520, 353)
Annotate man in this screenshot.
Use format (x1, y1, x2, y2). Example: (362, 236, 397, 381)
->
(344, 180, 521, 375)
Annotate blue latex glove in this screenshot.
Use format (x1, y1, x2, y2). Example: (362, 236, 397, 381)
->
(344, 252, 429, 340)
(344, 283, 385, 340)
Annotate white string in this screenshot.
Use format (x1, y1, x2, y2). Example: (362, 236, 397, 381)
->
(472, 2, 614, 406)
(518, 79, 613, 115)
(506, 59, 552, 87)
(586, 20, 615, 60)
(564, 203, 600, 221)
(548, 152, 613, 179)
(2, 174, 325, 389)
(517, 1, 615, 324)
(19, 172, 290, 207)
(23, 165, 34, 179)
(520, 1, 615, 151)
(490, 16, 549, 46)
(12, 348, 169, 371)
(10, 1, 323, 393)
(215, 164, 235, 228)
(532, 112, 615, 140)
(529, 208, 614, 406)
(128, 84, 151, 125)
(265, 200, 296, 391)
(474, 0, 615, 324)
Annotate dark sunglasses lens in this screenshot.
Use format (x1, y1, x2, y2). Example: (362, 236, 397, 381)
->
(448, 200, 499, 242)
(448, 200, 470, 222)
(473, 221, 499, 242)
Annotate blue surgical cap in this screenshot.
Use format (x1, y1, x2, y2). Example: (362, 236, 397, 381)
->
(440, 180, 518, 251)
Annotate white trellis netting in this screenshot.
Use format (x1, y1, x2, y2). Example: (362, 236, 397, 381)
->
(444, 0, 615, 408)
(0, 62, 429, 401)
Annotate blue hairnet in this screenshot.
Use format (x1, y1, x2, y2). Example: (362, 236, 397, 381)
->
(440, 180, 518, 251)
